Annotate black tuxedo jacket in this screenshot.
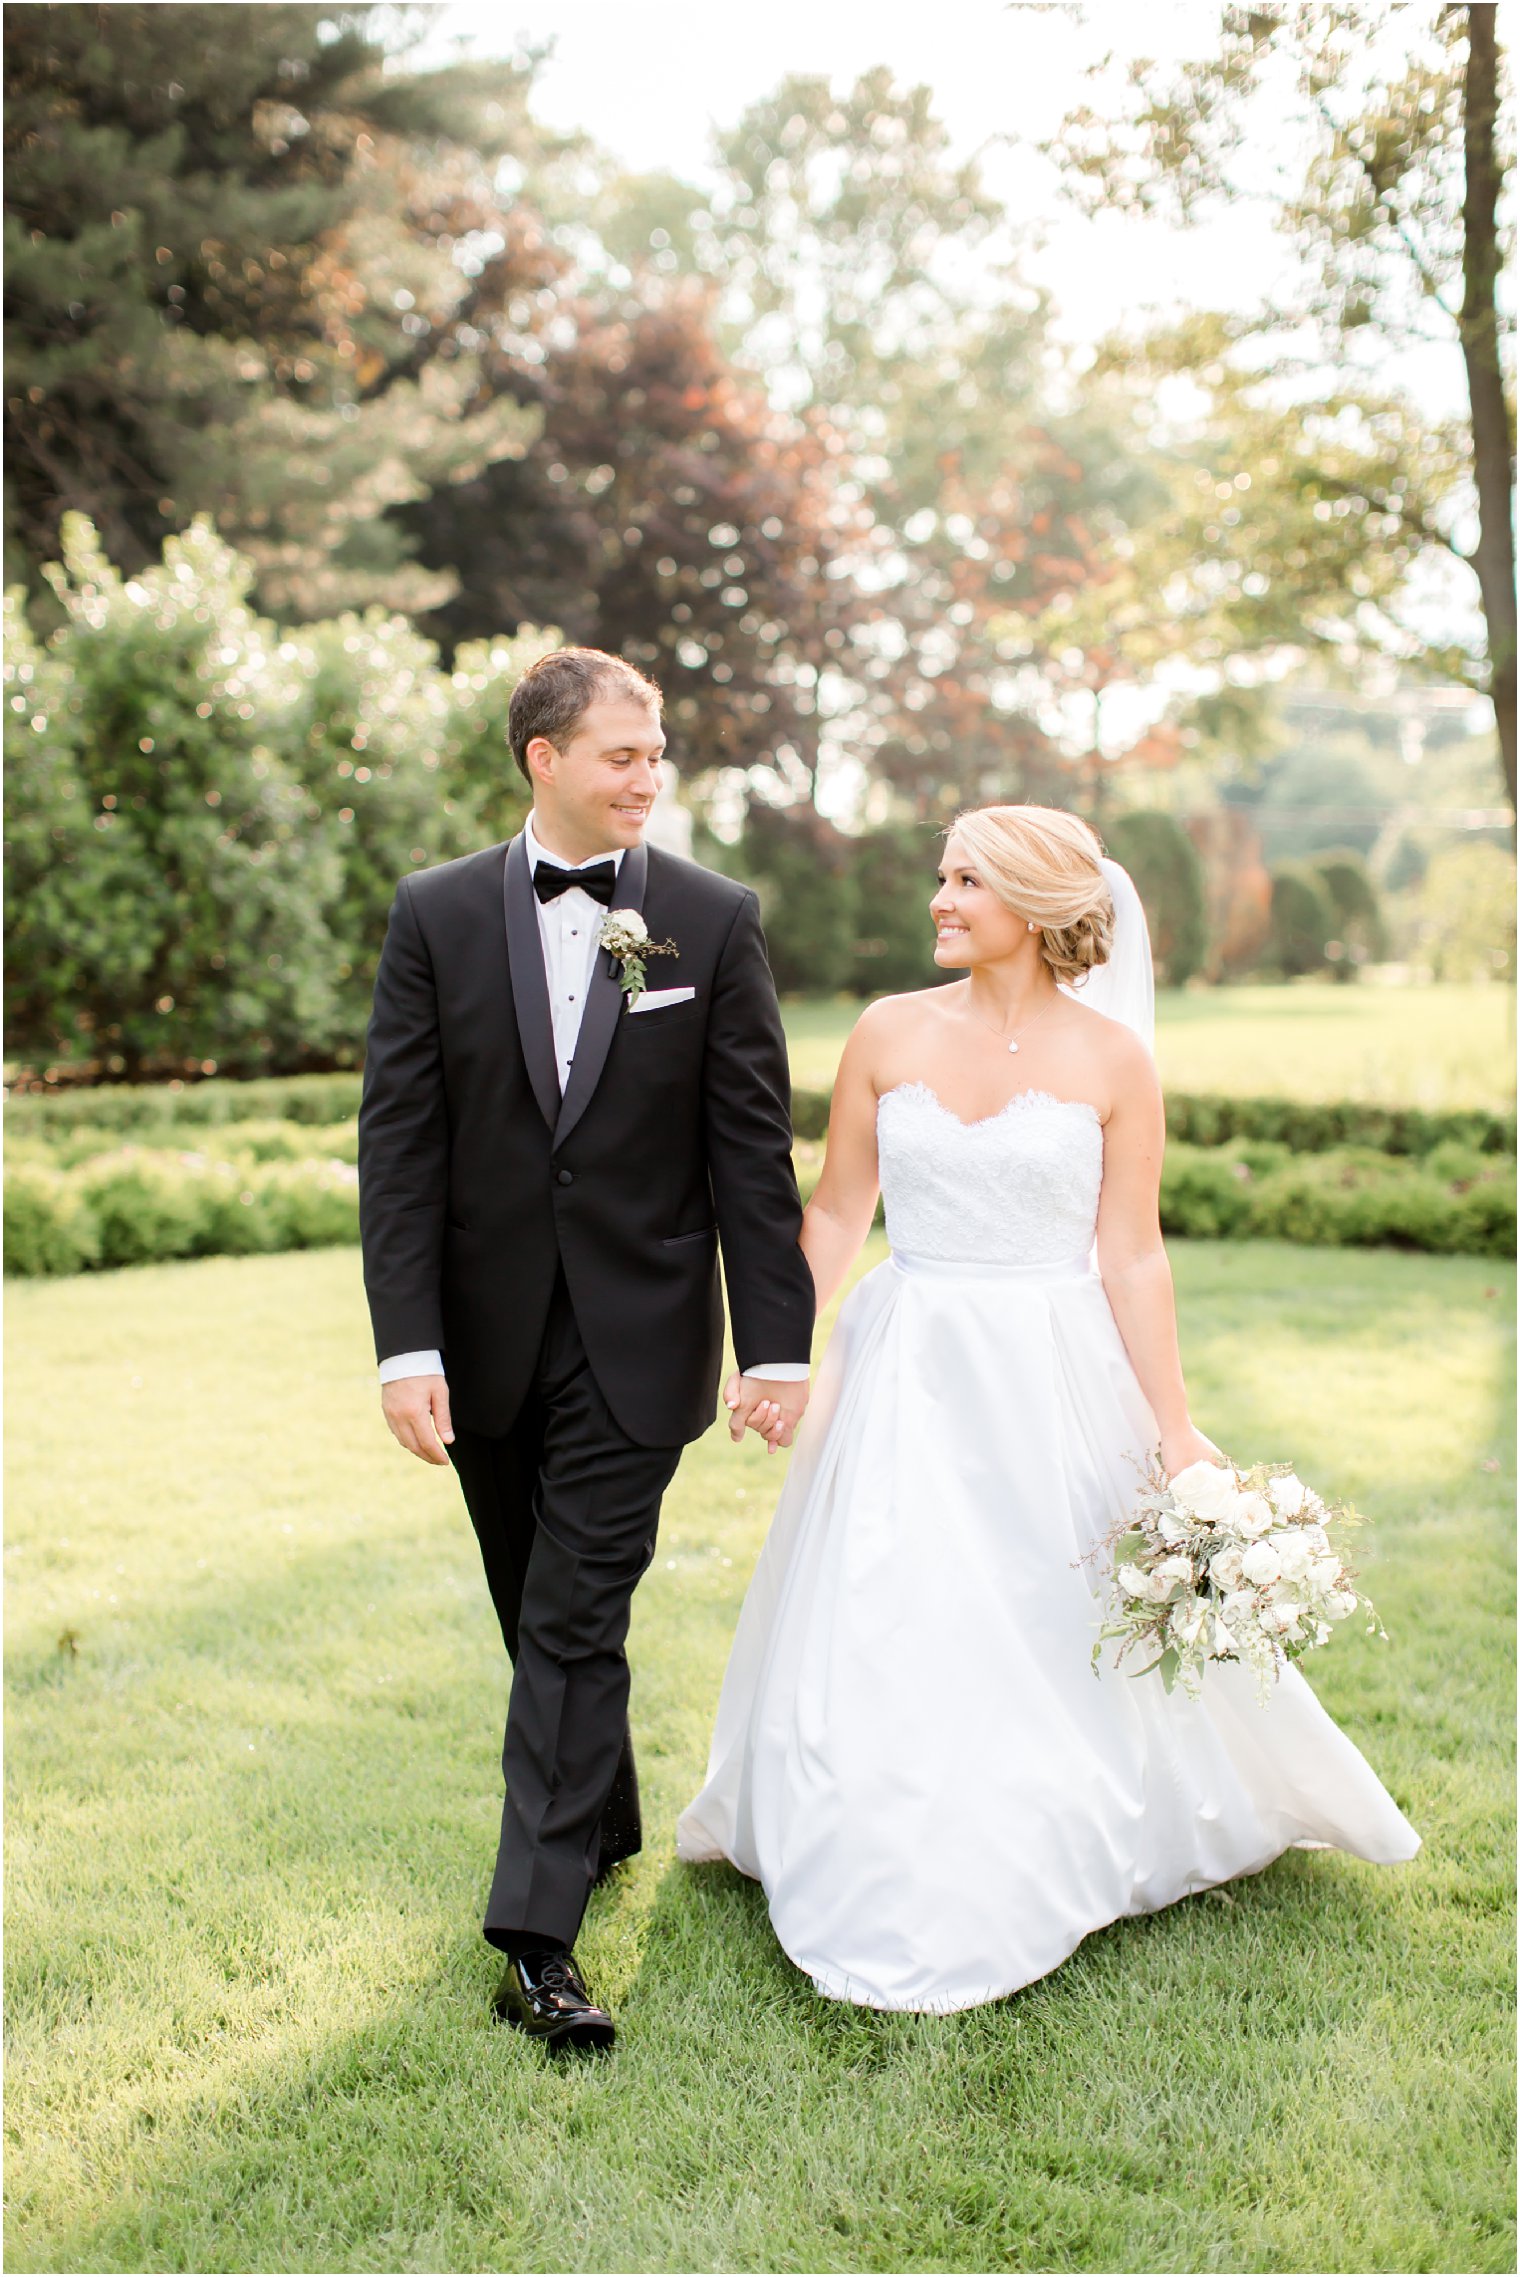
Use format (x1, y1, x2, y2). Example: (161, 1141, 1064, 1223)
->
(357, 832, 815, 1447)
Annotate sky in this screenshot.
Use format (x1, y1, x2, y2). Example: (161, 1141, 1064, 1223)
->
(420, 0, 1309, 353)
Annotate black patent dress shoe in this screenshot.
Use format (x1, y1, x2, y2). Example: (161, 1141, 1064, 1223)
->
(492, 1948, 615, 2053)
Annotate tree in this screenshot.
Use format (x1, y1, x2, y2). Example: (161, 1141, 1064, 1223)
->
(1103, 810, 1211, 985)
(4, 4, 543, 617)
(604, 73, 1107, 820)
(1415, 839, 1516, 978)
(1310, 847, 1387, 977)
(739, 802, 860, 994)
(845, 824, 947, 995)
(401, 281, 864, 785)
(1048, 4, 1516, 807)
(1268, 862, 1335, 976)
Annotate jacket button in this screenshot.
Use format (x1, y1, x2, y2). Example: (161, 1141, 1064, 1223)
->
(556, 1169, 574, 1187)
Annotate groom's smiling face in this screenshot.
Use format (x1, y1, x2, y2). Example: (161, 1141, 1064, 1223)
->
(526, 695, 667, 863)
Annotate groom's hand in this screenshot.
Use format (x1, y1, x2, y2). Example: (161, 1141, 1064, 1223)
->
(724, 1373, 809, 1453)
(381, 1374, 454, 1465)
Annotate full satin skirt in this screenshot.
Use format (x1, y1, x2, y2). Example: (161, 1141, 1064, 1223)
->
(676, 1253, 1420, 2013)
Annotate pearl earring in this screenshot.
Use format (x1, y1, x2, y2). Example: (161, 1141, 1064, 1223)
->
(1027, 921, 1036, 933)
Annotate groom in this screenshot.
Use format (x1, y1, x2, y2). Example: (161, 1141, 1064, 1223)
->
(358, 647, 814, 2051)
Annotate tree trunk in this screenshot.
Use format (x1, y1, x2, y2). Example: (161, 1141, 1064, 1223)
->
(1460, 4, 1517, 812)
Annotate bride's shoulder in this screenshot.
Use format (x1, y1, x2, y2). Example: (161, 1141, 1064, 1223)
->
(1062, 997, 1158, 1094)
(848, 987, 953, 1046)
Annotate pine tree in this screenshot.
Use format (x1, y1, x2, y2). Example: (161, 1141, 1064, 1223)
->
(4, 3, 544, 616)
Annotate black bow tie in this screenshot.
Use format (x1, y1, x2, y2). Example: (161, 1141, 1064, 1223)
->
(533, 858, 618, 908)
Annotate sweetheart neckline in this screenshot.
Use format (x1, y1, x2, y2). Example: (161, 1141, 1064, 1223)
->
(877, 1081, 1103, 1132)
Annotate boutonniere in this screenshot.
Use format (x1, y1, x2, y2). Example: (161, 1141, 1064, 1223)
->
(599, 907, 678, 1009)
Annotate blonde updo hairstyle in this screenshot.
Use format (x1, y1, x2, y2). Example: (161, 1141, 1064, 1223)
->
(948, 805, 1115, 987)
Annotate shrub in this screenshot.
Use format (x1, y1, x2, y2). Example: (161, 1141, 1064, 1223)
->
(3, 1147, 360, 1276)
(742, 805, 860, 994)
(1268, 863, 1334, 977)
(4, 517, 540, 1082)
(1416, 841, 1518, 982)
(4, 1165, 100, 1275)
(5, 1073, 364, 1139)
(1310, 848, 1386, 979)
(1103, 811, 1210, 985)
(845, 824, 945, 995)
(5, 520, 342, 1077)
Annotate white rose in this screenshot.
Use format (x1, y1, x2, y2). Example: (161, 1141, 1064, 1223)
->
(606, 907, 649, 943)
(1240, 1539, 1282, 1587)
(1156, 1512, 1190, 1546)
(1300, 1522, 1330, 1554)
(1308, 1554, 1343, 1591)
(1169, 1462, 1238, 1524)
(1326, 1588, 1359, 1619)
(1222, 1588, 1258, 1625)
(1263, 1599, 1304, 1636)
(1153, 1554, 1195, 1593)
(1233, 1491, 1275, 1537)
(1116, 1563, 1151, 1601)
(1274, 1534, 1313, 1583)
(1267, 1473, 1308, 1516)
(1170, 1599, 1207, 1646)
(1209, 1546, 1246, 1593)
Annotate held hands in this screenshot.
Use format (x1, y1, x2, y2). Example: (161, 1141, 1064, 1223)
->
(724, 1372, 809, 1454)
(381, 1374, 454, 1465)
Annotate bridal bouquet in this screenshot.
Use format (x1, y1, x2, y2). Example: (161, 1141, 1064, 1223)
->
(1095, 1458, 1382, 1703)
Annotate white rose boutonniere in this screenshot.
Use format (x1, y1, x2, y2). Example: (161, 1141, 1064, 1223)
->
(599, 907, 678, 1009)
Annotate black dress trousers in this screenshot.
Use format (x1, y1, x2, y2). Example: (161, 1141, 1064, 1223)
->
(448, 1272, 683, 1951)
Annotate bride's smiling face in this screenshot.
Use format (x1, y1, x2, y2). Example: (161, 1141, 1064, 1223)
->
(931, 835, 1029, 968)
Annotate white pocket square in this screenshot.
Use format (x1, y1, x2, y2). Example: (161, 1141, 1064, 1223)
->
(629, 986, 696, 1014)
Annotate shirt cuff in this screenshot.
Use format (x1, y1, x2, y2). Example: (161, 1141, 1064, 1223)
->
(741, 1362, 811, 1381)
(378, 1350, 445, 1384)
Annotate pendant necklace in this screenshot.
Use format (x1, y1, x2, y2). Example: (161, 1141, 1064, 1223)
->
(972, 990, 1062, 1055)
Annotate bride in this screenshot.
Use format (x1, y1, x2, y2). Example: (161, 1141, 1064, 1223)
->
(677, 804, 1419, 2014)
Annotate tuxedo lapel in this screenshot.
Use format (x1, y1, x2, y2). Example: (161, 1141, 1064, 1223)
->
(554, 839, 648, 1150)
(503, 833, 559, 1131)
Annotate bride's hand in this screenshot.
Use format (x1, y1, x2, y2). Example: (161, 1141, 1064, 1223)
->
(1159, 1423, 1225, 1478)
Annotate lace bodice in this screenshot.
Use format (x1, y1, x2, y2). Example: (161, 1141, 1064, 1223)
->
(876, 1082, 1104, 1267)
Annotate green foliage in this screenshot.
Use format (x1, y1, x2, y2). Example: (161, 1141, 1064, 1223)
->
(3, 3, 543, 616)
(844, 823, 946, 995)
(5, 517, 342, 1074)
(3, 1141, 360, 1275)
(3, 516, 536, 1077)
(1159, 1140, 1515, 1259)
(1269, 862, 1335, 978)
(1104, 809, 1210, 984)
(1416, 841, 1518, 981)
(1311, 848, 1388, 980)
(742, 805, 860, 995)
(1046, 10, 1515, 812)
(1163, 1091, 1516, 1160)
(5, 1071, 363, 1137)
(12, 1082, 1513, 1273)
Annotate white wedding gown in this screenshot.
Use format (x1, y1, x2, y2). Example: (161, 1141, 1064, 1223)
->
(677, 1081, 1420, 2013)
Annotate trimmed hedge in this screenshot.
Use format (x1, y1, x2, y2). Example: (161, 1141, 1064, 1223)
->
(5, 1147, 359, 1276)
(1156, 1141, 1513, 1257)
(790, 1086, 1515, 1157)
(10, 1071, 1516, 1160)
(6, 1130, 1512, 1275)
(5, 1073, 363, 1137)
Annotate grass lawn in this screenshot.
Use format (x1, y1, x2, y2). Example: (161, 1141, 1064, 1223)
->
(6, 1240, 1514, 2274)
(782, 983, 1516, 1109)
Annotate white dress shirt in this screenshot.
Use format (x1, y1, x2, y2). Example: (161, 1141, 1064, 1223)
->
(379, 811, 807, 1387)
